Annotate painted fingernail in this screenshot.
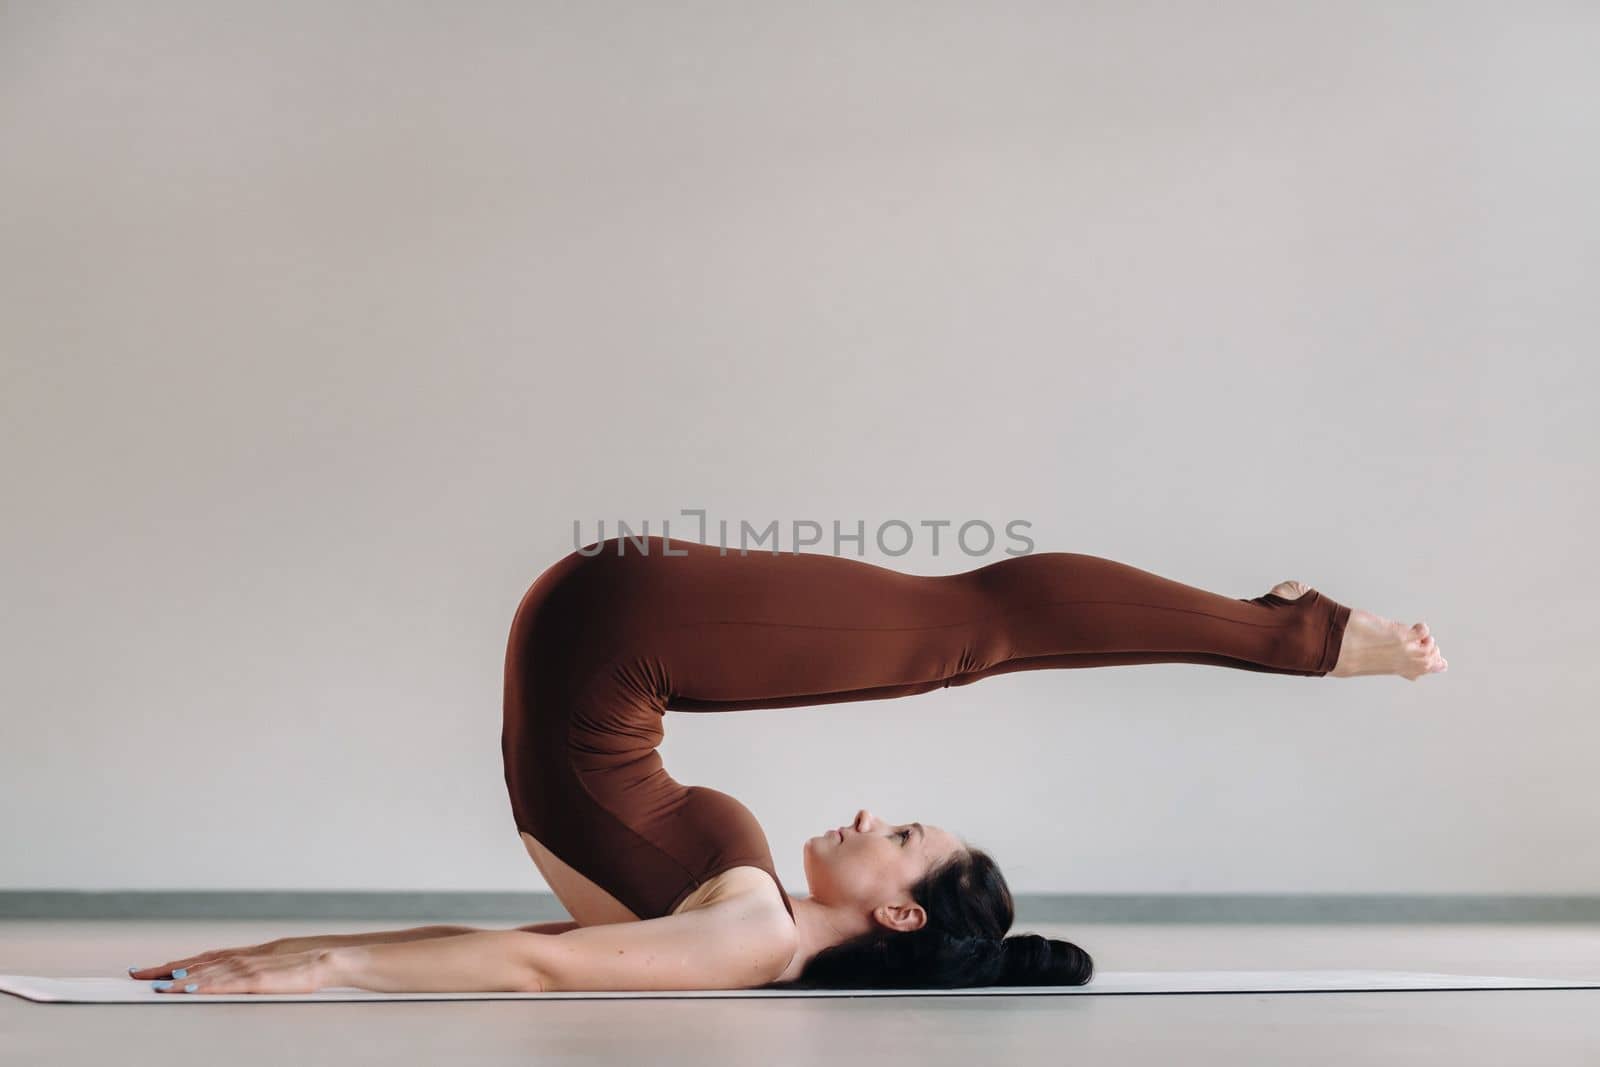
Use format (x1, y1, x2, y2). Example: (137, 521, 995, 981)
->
(172, 968, 188, 978)
(153, 980, 173, 990)
(128, 967, 138, 975)
(184, 983, 198, 993)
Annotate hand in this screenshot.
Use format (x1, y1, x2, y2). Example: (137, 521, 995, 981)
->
(145, 947, 335, 995)
(130, 937, 286, 981)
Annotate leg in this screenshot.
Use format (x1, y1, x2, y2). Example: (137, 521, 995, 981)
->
(950, 550, 1352, 683)
(637, 541, 1353, 715)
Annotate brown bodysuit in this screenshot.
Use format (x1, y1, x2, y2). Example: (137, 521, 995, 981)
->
(501, 535, 1351, 925)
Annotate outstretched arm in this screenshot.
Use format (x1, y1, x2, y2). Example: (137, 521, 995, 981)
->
(149, 928, 549, 994)
(133, 923, 490, 981)
(272, 919, 582, 953)
(272, 923, 482, 953)
(328, 929, 547, 992)
(332, 899, 792, 993)
(137, 921, 582, 992)
(151, 906, 788, 994)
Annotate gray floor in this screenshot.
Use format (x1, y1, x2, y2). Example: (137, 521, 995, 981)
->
(5, 920, 1599, 1065)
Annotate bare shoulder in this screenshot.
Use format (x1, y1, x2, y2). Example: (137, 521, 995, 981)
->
(678, 866, 793, 923)
(675, 866, 798, 958)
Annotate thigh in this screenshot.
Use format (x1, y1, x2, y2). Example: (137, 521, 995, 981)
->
(642, 539, 982, 706)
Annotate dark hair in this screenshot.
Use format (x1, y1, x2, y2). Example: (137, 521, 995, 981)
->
(761, 845, 1093, 990)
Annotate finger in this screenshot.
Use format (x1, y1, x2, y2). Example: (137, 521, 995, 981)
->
(152, 958, 232, 993)
(159, 961, 260, 995)
(151, 978, 202, 993)
(133, 943, 259, 979)
(130, 951, 233, 980)
(130, 958, 202, 980)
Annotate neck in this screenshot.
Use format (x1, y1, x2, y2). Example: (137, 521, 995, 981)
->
(776, 894, 874, 983)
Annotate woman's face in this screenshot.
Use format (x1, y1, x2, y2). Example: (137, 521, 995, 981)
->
(802, 807, 966, 918)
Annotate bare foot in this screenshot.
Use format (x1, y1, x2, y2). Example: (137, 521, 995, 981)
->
(1266, 580, 1446, 681)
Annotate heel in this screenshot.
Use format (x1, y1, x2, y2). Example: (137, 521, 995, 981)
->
(1248, 590, 1315, 607)
(1241, 588, 1349, 675)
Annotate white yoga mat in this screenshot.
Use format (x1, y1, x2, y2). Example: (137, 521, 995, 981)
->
(4, 970, 1597, 1003)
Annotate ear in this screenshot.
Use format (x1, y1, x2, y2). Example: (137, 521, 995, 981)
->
(874, 900, 928, 934)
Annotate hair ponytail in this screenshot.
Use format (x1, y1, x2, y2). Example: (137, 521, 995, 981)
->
(997, 932, 1094, 986)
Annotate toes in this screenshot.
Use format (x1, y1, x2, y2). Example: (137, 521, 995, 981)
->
(1412, 621, 1429, 637)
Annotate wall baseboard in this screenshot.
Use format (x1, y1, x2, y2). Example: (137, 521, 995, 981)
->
(3, 892, 1598, 923)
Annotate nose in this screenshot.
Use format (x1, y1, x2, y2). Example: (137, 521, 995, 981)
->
(854, 809, 873, 831)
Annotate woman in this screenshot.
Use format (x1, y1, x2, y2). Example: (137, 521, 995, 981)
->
(132, 535, 1445, 995)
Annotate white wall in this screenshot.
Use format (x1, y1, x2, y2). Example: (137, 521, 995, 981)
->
(2, 1, 1595, 895)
